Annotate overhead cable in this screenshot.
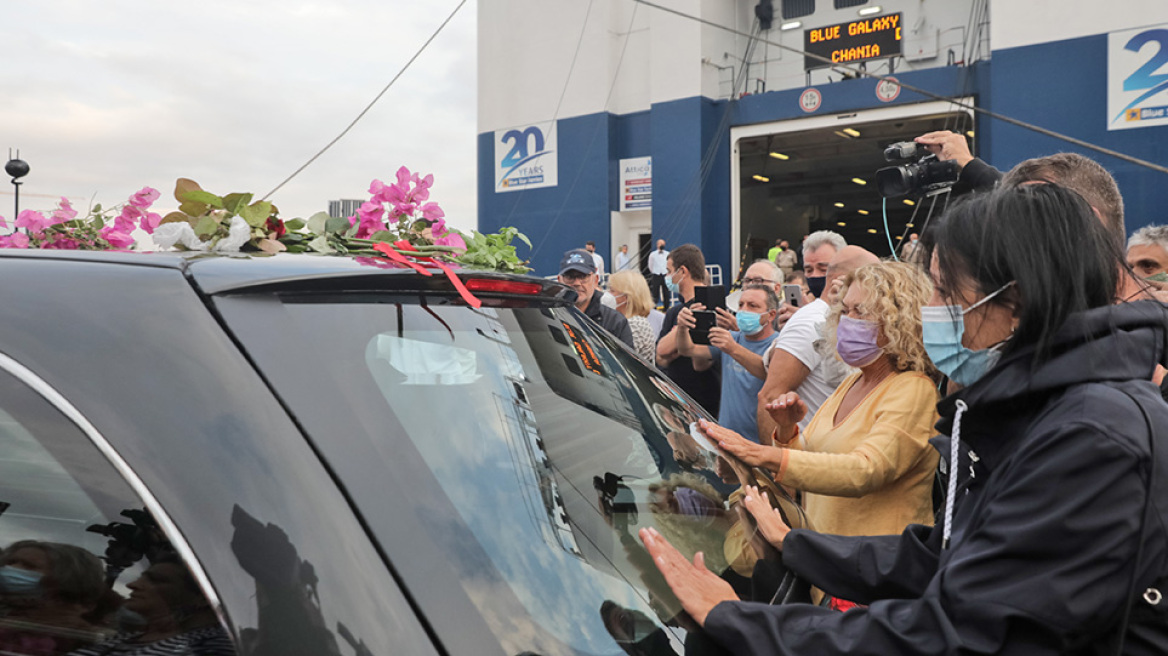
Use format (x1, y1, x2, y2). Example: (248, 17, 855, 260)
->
(261, 0, 468, 201)
(631, 0, 1168, 176)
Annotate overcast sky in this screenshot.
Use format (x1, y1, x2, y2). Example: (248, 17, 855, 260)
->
(2, 0, 478, 232)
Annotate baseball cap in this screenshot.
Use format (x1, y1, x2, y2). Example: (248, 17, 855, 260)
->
(559, 249, 596, 276)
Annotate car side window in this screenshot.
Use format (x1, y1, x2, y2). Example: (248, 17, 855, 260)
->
(0, 367, 237, 656)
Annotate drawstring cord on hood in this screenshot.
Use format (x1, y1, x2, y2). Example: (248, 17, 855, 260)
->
(942, 400, 968, 550)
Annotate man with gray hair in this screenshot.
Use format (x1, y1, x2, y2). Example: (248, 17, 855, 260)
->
(1127, 225, 1168, 281)
(800, 230, 848, 300)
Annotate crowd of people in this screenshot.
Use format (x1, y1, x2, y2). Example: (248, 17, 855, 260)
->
(560, 131, 1168, 653)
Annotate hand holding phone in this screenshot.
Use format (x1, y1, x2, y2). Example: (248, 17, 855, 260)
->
(782, 284, 804, 308)
(690, 310, 717, 345)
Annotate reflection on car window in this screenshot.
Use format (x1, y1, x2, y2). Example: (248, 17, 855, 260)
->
(337, 302, 769, 654)
(0, 368, 236, 656)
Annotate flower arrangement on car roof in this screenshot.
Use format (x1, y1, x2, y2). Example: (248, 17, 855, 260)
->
(0, 166, 531, 274)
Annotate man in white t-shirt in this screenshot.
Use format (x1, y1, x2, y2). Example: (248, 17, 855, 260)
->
(755, 237, 878, 442)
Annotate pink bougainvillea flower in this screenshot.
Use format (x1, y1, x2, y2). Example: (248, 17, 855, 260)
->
(50, 197, 78, 223)
(419, 202, 444, 222)
(140, 212, 162, 234)
(99, 226, 135, 249)
(355, 200, 387, 238)
(433, 230, 466, 251)
(0, 232, 29, 249)
(114, 205, 144, 233)
(0, 215, 6, 229)
(15, 210, 51, 233)
(430, 217, 447, 238)
(410, 172, 434, 203)
(128, 187, 160, 209)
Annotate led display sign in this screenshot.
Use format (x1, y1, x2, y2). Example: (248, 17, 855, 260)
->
(804, 13, 902, 70)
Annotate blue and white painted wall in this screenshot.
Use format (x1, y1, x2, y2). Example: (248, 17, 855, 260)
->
(478, 0, 1168, 276)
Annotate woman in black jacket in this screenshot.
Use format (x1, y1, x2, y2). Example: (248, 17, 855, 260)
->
(640, 183, 1168, 654)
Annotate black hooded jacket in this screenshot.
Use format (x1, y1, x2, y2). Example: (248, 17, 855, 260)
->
(704, 301, 1168, 654)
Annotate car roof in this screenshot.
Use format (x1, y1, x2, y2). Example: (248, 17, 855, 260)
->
(0, 249, 573, 301)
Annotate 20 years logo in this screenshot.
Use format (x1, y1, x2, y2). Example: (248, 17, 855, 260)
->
(495, 124, 559, 192)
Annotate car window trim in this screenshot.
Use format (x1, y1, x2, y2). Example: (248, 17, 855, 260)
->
(0, 350, 230, 633)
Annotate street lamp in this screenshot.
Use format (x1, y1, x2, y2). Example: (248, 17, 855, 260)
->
(5, 150, 29, 220)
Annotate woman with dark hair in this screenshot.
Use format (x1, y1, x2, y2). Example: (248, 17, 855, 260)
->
(0, 540, 108, 654)
(637, 184, 1168, 654)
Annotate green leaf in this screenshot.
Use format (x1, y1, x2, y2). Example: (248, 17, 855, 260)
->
(515, 231, 532, 248)
(324, 216, 351, 234)
(344, 219, 360, 238)
(307, 234, 335, 253)
(194, 215, 220, 239)
(179, 189, 224, 209)
(178, 201, 209, 217)
(306, 211, 330, 235)
(222, 193, 254, 215)
(239, 200, 273, 227)
(369, 230, 396, 243)
(283, 218, 306, 232)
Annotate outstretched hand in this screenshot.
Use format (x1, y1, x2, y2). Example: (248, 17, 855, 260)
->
(698, 419, 781, 470)
(639, 526, 739, 627)
(740, 485, 792, 550)
(763, 392, 807, 437)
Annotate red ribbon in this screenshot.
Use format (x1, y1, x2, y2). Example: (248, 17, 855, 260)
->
(373, 241, 482, 308)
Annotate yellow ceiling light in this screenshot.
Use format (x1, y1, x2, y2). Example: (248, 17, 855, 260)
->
(753, 174, 770, 182)
(966, 130, 975, 138)
(903, 199, 916, 206)
(896, 235, 904, 240)
(842, 128, 861, 137)
(837, 222, 847, 227)
(867, 229, 878, 234)
(852, 177, 867, 185)
(857, 209, 870, 215)
(905, 222, 914, 227)
(833, 202, 845, 208)
(769, 151, 790, 160)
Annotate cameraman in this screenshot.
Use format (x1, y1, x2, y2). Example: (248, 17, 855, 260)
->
(914, 130, 1002, 194)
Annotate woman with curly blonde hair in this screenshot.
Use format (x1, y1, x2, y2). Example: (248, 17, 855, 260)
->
(709, 261, 940, 593)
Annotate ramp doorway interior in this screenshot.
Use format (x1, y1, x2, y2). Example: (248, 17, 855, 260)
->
(733, 103, 974, 268)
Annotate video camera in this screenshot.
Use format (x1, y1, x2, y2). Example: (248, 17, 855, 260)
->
(875, 141, 961, 198)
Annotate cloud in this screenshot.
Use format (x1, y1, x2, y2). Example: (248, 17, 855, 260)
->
(0, 0, 478, 231)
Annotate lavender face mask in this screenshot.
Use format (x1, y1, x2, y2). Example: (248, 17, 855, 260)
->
(836, 316, 883, 367)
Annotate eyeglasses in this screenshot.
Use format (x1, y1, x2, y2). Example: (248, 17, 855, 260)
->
(742, 277, 775, 285)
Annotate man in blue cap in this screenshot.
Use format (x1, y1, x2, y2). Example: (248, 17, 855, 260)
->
(559, 249, 634, 348)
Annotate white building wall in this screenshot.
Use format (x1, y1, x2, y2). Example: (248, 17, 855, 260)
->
(991, 0, 1168, 51)
(480, 0, 988, 135)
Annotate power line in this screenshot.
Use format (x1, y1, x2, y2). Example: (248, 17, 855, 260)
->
(260, 0, 468, 202)
(630, 0, 1168, 177)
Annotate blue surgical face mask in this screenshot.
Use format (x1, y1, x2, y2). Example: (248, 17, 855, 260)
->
(665, 271, 681, 295)
(921, 281, 1015, 387)
(0, 566, 43, 597)
(736, 310, 764, 335)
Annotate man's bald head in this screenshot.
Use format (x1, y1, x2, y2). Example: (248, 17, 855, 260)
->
(827, 245, 880, 282)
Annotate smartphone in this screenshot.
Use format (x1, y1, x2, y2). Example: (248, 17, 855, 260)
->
(693, 285, 727, 311)
(690, 310, 717, 345)
(783, 283, 804, 307)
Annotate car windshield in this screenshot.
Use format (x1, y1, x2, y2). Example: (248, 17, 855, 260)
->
(217, 293, 802, 656)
